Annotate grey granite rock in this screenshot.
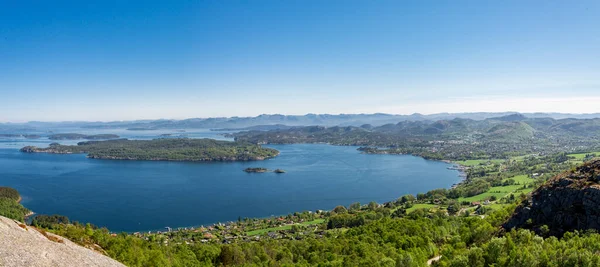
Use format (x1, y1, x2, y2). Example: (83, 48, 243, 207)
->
(0, 216, 125, 267)
(504, 159, 600, 236)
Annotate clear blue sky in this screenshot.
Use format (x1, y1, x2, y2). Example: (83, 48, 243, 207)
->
(1, 0, 599, 122)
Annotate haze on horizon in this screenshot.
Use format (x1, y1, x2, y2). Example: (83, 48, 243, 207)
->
(1, 1, 599, 123)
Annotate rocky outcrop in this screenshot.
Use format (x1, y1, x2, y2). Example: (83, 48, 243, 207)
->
(19, 146, 41, 153)
(0, 215, 124, 267)
(244, 167, 269, 173)
(504, 159, 600, 236)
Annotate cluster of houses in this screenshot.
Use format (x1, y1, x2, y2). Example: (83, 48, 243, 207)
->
(129, 213, 327, 245)
(470, 200, 491, 207)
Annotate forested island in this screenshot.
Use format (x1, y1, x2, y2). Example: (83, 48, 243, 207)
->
(48, 133, 120, 140)
(20, 138, 279, 162)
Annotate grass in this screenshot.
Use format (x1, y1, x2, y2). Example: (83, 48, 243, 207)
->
(246, 219, 325, 236)
(34, 227, 65, 243)
(510, 154, 539, 162)
(567, 152, 599, 161)
(458, 175, 535, 203)
(509, 174, 532, 184)
(406, 203, 437, 213)
(484, 202, 511, 211)
(454, 159, 505, 166)
(458, 189, 513, 203)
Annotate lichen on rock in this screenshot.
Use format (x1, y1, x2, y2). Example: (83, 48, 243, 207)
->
(504, 159, 600, 236)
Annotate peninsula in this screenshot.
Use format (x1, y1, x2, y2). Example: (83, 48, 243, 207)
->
(0, 134, 41, 139)
(20, 138, 279, 162)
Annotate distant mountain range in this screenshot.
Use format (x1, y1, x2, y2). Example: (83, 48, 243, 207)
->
(1, 112, 600, 131)
(233, 115, 600, 143)
(228, 114, 600, 161)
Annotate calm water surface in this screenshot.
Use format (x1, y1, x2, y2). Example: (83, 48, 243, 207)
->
(0, 132, 460, 232)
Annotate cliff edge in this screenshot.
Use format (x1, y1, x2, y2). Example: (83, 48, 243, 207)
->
(504, 158, 600, 236)
(0, 215, 124, 267)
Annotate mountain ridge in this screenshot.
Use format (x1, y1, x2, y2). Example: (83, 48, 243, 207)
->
(3, 112, 600, 130)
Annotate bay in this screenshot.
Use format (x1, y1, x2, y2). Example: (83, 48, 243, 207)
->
(0, 135, 461, 232)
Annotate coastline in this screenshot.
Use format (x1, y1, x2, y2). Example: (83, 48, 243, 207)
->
(17, 196, 36, 218)
(446, 162, 469, 189)
(356, 147, 469, 188)
(10, 142, 466, 234)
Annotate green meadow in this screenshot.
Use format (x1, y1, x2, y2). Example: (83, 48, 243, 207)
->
(246, 219, 325, 236)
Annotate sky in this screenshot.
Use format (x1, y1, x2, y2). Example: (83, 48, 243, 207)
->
(1, 0, 599, 122)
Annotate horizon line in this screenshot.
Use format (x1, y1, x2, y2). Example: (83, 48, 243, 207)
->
(2, 111, 600, 124)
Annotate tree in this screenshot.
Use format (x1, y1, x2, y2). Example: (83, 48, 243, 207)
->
(392, 208, 406, 218)
(348, 202, 361, 211)
(332, 205, 347, 214)
(0, 198, 29, 222)
(399, 194, 416, 203)
(447, 201, 460, 216)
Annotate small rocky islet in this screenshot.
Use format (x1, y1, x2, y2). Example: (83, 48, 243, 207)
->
(244, 168, 286, 173)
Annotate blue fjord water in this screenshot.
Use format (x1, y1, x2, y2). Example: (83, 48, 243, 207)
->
(0, 141, 460, 232)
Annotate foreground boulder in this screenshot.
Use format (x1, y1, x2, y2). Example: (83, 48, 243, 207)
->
(504, 158, 600, 236)
(0, 215, 124, 267)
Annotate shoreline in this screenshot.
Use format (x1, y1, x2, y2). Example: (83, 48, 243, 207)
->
(355, 147, 469, 187)
(11, 142, 468, 234)
(447, 162, 469, 189)
(17, 196, 36, 219)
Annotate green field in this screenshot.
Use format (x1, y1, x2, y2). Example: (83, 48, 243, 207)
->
(246, 219, 325, 236)
(458, 175, 534, 203)
(510, 174, 532, 184)
(454, 159, 505, 166)
(405, 203, 437, 213)
(483, 202, 511, 211)
(567, 152, 599, 161)
(511, 155, 531, 162)
(509, 153, 600, 164)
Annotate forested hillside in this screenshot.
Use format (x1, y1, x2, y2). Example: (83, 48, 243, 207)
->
(0, 187, 29, 222)
(233, 116, 600, 160)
